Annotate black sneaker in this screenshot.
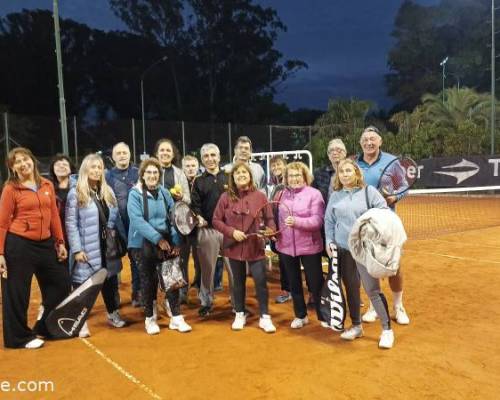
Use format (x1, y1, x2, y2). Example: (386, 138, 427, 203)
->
(198, 305, 212, 317)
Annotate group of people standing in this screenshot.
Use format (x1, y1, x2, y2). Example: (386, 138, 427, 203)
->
(0, 128, 410, 350)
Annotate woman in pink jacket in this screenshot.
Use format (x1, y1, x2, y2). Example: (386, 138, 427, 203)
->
(276, 162, 326, 329)
(213, 162, 276, 333)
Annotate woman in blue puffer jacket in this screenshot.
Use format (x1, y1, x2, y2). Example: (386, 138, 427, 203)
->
(66, 154, 125, 338)
(128, 158, 191, 335)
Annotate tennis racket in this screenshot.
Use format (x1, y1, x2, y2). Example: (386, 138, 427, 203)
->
(377, 156, 418, 197)
(173, 201, 198, 235)
(319, 243, 346, 332)
(224, 200, 292, 248)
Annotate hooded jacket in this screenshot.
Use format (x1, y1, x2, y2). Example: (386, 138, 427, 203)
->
(0, 178, 64, 254)
(212, 188, 275, 261)
(275, 186, 325, 257)
(348, 208, 407, 278)
(127, 183, 180, 250)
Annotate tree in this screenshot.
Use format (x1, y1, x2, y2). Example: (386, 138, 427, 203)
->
(386, 0, 491, 111)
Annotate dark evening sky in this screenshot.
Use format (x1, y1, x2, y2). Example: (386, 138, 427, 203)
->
(0, 0, 440, 110)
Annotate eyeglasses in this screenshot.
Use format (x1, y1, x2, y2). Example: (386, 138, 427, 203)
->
(328, 147, 345, 154)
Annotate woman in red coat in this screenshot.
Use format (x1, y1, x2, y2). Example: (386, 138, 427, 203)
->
(0, 147, 70, 349)
(213, 162, 276, 333)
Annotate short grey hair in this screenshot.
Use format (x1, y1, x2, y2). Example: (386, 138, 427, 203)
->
(360, 126, 382, 142)
(112, 142, 130, 154)
(200, 143, 220, 157)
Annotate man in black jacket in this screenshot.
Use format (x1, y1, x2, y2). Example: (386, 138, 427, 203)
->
(191, 143, 233, 317)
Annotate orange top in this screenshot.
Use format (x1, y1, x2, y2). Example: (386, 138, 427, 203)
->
(0, 178, 64, 255)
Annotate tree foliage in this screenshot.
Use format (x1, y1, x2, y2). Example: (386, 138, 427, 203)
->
(387, 0, 491, 111)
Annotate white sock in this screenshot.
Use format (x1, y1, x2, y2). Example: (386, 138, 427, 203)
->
(393, 291, 403, 308)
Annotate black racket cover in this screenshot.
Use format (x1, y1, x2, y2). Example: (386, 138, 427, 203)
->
(45, 268, 107, 338)
(319, 245, 346, 331)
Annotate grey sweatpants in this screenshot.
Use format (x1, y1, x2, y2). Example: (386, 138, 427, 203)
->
(196, 227, 233, 307)
(356, 261, 391, 330)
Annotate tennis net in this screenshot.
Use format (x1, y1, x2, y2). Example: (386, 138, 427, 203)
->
(397, 186, 500, 239)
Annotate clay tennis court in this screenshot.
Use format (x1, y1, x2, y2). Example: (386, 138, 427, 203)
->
(1, 193, 500, 400)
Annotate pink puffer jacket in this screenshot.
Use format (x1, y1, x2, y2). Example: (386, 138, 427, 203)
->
(275, 186, 325, 257)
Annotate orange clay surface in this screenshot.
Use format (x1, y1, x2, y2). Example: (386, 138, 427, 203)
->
(1, 224, 499, 399)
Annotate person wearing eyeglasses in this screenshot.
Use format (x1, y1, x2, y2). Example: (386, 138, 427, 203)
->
(356, 126, 410, 326)
(275, 162, 326, 329)
(212, 161, 276, 333)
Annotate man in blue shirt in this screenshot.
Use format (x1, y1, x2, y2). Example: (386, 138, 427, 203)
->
(356, 126, 410, 325)
(106, 142, 140, 307)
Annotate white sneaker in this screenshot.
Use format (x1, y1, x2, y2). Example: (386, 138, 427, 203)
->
(379, 329, 395, 349)
(25, 338, 44, 349)
(290, 316, 309, 329)
(78, 322, 91, 338)
(362, 304, 378, 323)
(107, 310, 126, 328)
(163, 298, 173, 318)
(394, 305, 410, 325)
(320, 321, 330, 328)
(232, 312, 246, 330)
(145, 316, 160, 335)
(169, 315, 192, 333)
(259, 315, 276, 333)
(340, 325, 364, 341)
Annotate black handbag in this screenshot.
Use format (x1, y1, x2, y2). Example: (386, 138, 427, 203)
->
(93, 197, 127, 260)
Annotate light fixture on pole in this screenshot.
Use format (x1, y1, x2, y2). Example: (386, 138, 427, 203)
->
(439, 56, 449, 103)
(140, 55, 168, 158)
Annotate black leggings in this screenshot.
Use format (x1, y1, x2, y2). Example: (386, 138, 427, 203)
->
(130, 249, 180, 318)
(281, 252, 324, 321)
(229, 259, 269, 316)
(2, 233, 71, 348)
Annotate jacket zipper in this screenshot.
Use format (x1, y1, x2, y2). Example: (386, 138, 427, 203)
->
(290, 189, 297, 257)
(35, 188, 43, 241)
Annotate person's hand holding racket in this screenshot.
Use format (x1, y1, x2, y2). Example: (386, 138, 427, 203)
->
(0, 255, 7, 279)
(232, 229, 247, 242)
(75, 251, 88, 263)
(197, 215, 208, 228)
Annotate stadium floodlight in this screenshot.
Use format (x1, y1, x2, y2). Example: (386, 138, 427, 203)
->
(140, 56, 168, 157)
(440, 56, 449, 103)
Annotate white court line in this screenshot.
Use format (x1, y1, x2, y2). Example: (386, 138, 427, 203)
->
(428, 238, 500, 249)
(80, 338, 162, 400)
(405, 249, 500, 265)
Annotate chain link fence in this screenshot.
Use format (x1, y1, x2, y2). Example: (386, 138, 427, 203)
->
(0, 112, 316, 180)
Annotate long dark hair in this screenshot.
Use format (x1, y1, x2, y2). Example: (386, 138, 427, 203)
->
(153, 138, 181, 167)
(49, 153, 75, 187)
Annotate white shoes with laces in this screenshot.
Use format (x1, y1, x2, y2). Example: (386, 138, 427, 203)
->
(145, 316, 160, 335)
(379, 329, 395, 349)
(232, 312, 246, 330)
(169, 315, 192, 333)
(259, 315, 276, 333)
(340, 325, 364, 341)
(25, 338, 44, 349)
(290, 316, 309, 329)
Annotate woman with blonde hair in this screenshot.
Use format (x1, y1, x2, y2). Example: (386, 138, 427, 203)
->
(66, 153, 125, 337)
(0, 147, 70, 348)
(213, 161, 276, 333)
(324, 158, 394, 349)
(275, 161, 326, 329)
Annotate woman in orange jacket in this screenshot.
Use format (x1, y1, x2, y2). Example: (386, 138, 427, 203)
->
(0, 147, 70, 349)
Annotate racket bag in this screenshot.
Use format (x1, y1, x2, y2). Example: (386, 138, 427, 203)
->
(319, 247, 346, 332)
(45, 268, 107, 339)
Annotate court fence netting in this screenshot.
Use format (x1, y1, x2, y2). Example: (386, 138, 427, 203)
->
(397, 185, 500, 240)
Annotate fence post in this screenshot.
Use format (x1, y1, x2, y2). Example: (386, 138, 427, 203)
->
(73, 116, 78, 165)
(3, 112, 9, 156)
(131, 118, 137, 165)
(228, 122, 232, 161)
(181, 120, 186, 156)
(269, 125, 273, 152)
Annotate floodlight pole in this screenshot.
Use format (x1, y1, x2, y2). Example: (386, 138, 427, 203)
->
(53, 0, 69, 155)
